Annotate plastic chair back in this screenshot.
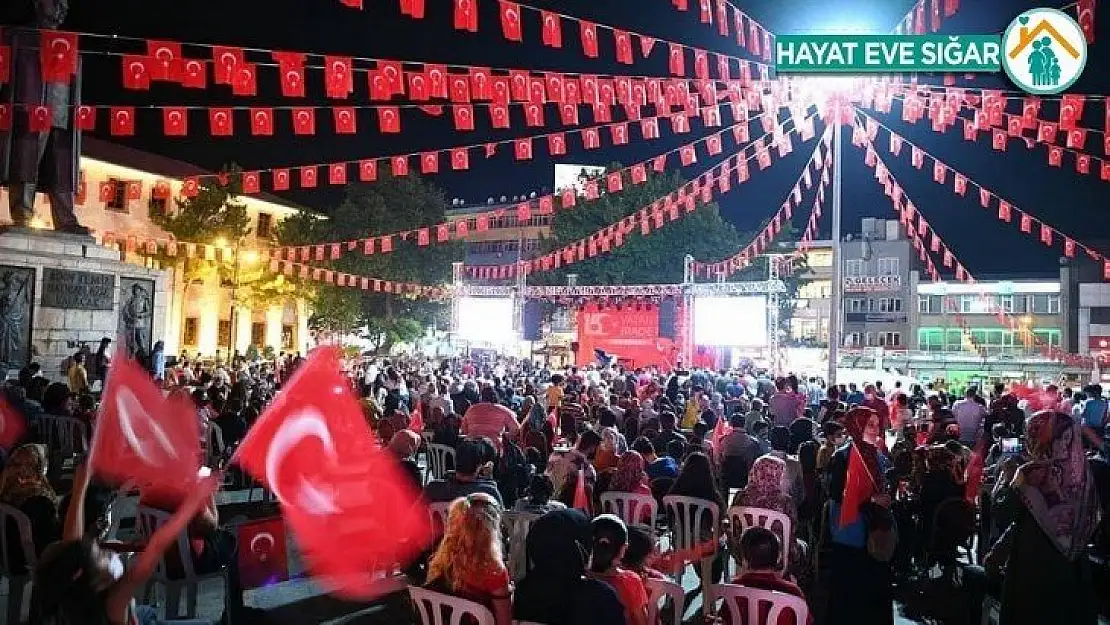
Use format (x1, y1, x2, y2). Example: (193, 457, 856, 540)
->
(408, 585, 496, 625)
(727, 506, 793, 575)
(710, 583, 810, 625)
(427, 444, 456, 481)
(646, 577, 684, 625)
(599, 492, 658, 526)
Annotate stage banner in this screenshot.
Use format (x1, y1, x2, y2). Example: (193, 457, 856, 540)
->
(575, 302, 679, 369)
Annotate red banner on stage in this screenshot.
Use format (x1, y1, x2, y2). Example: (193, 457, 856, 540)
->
(575, 303, 678, 369)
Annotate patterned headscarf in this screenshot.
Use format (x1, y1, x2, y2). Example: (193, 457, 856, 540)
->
(1015, 411, 1099, 561)
(739, 455, 790, 512)
(0, 444, 55, 507)
(610, 451, 648, 492)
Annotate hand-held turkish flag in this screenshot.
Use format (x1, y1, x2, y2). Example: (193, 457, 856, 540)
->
(838, 443, 877, 527)
(410, 401, 425, 432)
(232, 347, 434, 599)
(0, 395, 29, 451)
(89, 356, 202, 493)
(572, 467, 589, 512)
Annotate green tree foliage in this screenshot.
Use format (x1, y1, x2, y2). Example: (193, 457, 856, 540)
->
(532, 166, 745, 285)
(278, 174, 463, 351)
(150, 166, 301, 312)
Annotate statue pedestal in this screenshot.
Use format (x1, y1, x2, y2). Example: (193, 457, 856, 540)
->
(0, 228, 170, 380)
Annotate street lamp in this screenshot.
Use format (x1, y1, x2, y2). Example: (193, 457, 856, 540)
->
(227, 239, 259, 361)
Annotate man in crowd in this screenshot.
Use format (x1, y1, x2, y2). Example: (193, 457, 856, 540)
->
(424, 437, 503, 505)
(953, 386, 988, 446)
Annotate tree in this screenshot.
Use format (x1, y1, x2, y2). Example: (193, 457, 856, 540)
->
(151, 166, 302, 312)
(531, 165, 746, 286)
(278, 173, 463, 352)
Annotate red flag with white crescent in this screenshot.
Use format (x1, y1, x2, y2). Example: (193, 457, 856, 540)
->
(89, 356, 202, 497)
(0, 395, 28, 452)
(232, 348, 434, 599)
(838, 443, 877, 527)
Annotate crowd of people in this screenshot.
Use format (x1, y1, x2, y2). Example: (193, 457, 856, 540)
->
(1, 348, 1108, 625)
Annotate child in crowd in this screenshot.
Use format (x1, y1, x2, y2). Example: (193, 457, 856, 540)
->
(720, 527, 812, 625)
(587, 514, 649, 625)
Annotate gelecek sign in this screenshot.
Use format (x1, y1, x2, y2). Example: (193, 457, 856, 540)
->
(844, 275, 902, 292)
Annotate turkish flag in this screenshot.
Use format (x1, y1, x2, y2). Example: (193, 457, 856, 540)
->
(232, 348, 434, 599)
(454, 0, 479, 32)
(211, 46, 245, 85)
(542, 11, 562, 47)
(251, 108, 274, 136)
(27, 106, 51, 133)
(238, 518, 290, 590)
(452, 105, 475, 130)
(121, 56, 151, 90)
(580, 22, 600, 57)
(1059, 94, 1084, 130)
(392, 156, 409, 176)
(548, 133, 567, 155)
(0, 45, 10, 85)
(451, 148, 470, 170)
(272, 169, 291, 191)
(126, 180, 143, 201)
(275, 52, 307, 97)
(838, 443, 876, 526)
(399, 0, 426, 18)
(110, 107, 136, 136)
(300, 166, 318, 188)
(209, 108, 234, 137)
(333, 107, 357, 134)
(98, 181, 114, 203)
(359, 159, 378, 181)
(40, 31, 78, 83)
(668, 44, 685, 76)
(325, 57, 354, 99)
(500, 1, 523, 41)
(379, 107, 401, 133)
(0, 396, 28, 451)
(1077, 0, 1095, 43)
(73, 105, 95, 131)
(614, 30, 634, 64)
(514, 138, 533, 160)
(162, 107, 188, 136)
(420, 152, 439, 174)
(181, 59, 207, 89)
(292, 108, 317, 135)
(152, 180, 172, 200)
(329, 164, 347, 185)
(232, 64, 257, 96)
(89, 356, 202, 494)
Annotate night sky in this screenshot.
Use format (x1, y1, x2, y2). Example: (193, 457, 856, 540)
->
(46, 0, 1110, 276)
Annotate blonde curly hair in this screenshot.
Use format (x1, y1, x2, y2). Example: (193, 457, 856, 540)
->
(427, 493, 505, 592)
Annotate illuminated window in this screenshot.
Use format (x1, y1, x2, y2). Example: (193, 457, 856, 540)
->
(182, 317, 199, 346)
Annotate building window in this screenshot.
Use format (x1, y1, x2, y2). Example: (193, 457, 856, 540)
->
(959, 296, 973, 314)
(257, 213, 273, 239)
(282, 324, 295, 350)
(218, 320, 231, 348)
(877, 257, 899, 276)
(848, 298, 866, 313)
(845, 259, 863, 277)
(918, 328, 943, 351)
(845, 332, 863, 347)
(918, 296, 930, 314)
(148, 192, 168, 217)
(182, 317, 199, 346)
(1047, 295, 1060, 314)
(998, 295, 1014, 313)
(104, 178, 128, 212)
(250, 322, 265, 347)
(878, 298, 902, 313)
(879, 332, 901, 347)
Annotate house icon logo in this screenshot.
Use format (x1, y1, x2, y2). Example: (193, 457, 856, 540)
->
(1001, 8, 1087, 94)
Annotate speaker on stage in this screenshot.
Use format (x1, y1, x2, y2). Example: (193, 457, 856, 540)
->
(522, 300, 543, 341)
(658, 299, 677, 339)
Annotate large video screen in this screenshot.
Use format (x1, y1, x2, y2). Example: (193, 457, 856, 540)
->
(693, 296, 768, 347)
(457, 297, 515, 344)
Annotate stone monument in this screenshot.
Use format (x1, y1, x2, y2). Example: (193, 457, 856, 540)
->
(0, 230, 170, 380)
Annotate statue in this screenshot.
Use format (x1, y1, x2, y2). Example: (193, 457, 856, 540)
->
(120, 280, 153, 361)
(0, 0, 88, 234)
(0, 269, 31, 373)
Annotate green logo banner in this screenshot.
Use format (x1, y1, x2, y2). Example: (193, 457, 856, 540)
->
(775, 34, 1003, 73)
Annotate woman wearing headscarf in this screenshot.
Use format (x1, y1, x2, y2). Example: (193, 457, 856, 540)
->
(729, 455, 807, 580)
(513, 509, 626, 625)
(0, 444, 60, 562)
(609, 451, 653, 523)
(984, 411, 1100, 625)
(824, 407, 894, 625)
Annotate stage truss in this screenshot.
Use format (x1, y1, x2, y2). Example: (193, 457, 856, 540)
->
(449, 261, 787, 370)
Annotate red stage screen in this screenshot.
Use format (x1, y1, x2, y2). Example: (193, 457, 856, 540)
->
(575, 303, 679, 370)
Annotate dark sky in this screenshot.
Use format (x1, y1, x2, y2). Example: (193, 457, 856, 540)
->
(50, 0, 1110, 275)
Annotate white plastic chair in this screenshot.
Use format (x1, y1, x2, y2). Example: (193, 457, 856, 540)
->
(38, 415, 89, 458)
(136, 506, 229, 620)
(105, 488, 140, 542)
(727, 506, 793, 576)
(646, 577, 685, 625)
(409, 585, 496, 625)
(662, 495, 720, 600)
(502, 510, 539, 582)
(710, 583, 809, 625)
(426, 444, 456, 482)
(0, 503, 36, 625)
(599, 492, 658, 526)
